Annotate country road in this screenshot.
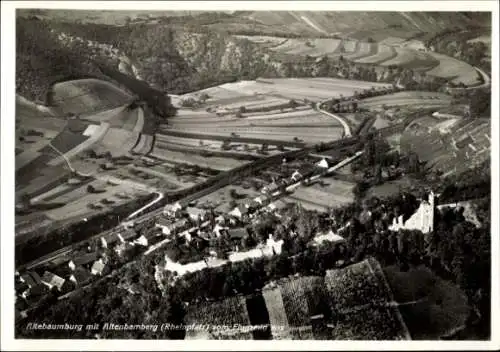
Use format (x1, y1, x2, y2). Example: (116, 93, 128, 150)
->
(127, 191, 164, 219)
(315, 101, 353, 137)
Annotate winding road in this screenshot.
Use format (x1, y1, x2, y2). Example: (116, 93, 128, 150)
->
(315, 101, 353, 137)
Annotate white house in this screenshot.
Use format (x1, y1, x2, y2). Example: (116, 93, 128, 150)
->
(316, 158, 330, 169)
(229, 205, 248, 219)
(134, 235, 149, 247)
(91, 259, 106, 276)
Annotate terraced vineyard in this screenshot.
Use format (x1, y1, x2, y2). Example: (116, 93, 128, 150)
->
(244, 35, 482, 86)
(184, 296, 253, 340)
(400, 117, 491, 177)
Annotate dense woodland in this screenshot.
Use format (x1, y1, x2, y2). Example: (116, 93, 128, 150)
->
(16, 17, 473, 104)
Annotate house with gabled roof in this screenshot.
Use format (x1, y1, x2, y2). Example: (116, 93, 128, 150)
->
(316, 158, 330, 169)
(40, 271, 66, 291)
(68, 252, 99, 271)
(69, 267, 93, 286)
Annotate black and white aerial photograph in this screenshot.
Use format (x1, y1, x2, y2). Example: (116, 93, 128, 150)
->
(1, 1, 499, 350)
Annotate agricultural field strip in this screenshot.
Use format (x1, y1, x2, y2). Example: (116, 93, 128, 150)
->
(46, 189, 143, 221)
(150, 148, 248, 171)
(83, 104, 130, 124)
(214, 97, 290, 110)
(158, 129, 307, 147)
(171, 109, 328, 125)
(45, 182, 144, 214)
(360, 91, 452, 103)
(292, 186, 354, 206)
(355, 44, 397, 64)
(344, 42, 375, 60)
(425, 52, 480, 86)
(171, 126, 344, 139)
(380, 47, 437, 68)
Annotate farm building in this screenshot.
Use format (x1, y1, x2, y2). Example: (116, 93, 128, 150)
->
(40, 271, 66, 291)
(184, 295, 254, 340)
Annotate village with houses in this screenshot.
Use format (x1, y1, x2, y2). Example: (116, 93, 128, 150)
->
(9, 7, 493, 343)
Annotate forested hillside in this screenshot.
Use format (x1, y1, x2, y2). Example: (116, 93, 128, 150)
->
(16, 11, 491, 102)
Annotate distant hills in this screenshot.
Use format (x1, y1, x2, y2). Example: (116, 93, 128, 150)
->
(15, 11, 491, 102)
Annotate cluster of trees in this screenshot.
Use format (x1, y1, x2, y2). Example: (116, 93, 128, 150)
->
(16, 17, 104, 101)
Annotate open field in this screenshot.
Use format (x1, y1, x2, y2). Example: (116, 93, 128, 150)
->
(150, 146, 249, 171)
(169, 125, 344, 144)
(184, 78, 392, 103)
(425, 52, 481, 86)
(44, 182, 149, 221)
(50, 78, 134, 116)
(170, 108, 340, 129)
(285, 178, 355, 211)
(359, 91, 452, 111)
(234, 35, 288, 48)
(270, 38, 342, 57)
(380, 47, 439, 70)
